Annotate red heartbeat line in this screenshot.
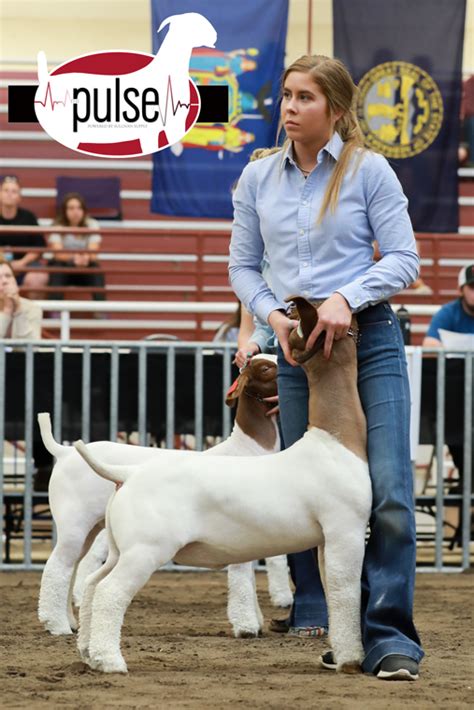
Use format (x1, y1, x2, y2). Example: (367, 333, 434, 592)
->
(34, 82, 72, 110)
(161, 75, 198, 126)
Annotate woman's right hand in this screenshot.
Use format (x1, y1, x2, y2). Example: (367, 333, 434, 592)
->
(268, 310, 299, 366)
(2, 281, 20, 314)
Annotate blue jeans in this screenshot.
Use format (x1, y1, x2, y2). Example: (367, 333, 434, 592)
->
(277, 301, 423, 672)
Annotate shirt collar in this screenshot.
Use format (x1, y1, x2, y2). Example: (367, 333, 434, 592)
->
(283, 131, 344, 168)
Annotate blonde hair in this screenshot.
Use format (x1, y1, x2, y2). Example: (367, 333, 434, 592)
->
(280, 55, 365, 222)
(249, 146, 281, 162)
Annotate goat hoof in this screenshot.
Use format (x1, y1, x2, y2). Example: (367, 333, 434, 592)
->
(339, 661, 362, 674)
(89, 655, 128, 674)
(44, 621, 75, 636)
(77, 644, 90, 662)
(237, 631, 259, 639)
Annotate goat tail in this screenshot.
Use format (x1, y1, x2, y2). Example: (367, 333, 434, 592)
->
(37, 51, 48, 84)
(37, 412, 70, 458)
(73, 440, 135, 484)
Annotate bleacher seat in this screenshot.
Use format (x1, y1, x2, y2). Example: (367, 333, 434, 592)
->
(56, 175, 122, 220)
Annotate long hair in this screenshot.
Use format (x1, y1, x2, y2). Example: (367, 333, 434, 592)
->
(54, 192, 89, 227)
(280, 55, 365, 222)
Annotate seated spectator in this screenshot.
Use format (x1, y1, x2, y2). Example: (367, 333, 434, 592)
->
(423, 264, 474, 543)
(48, 192, 105, 301)
(423, 264, 474, 347)
(0, 258, 51, 488)
(0, 176, 48, 295)
(0, 258, 42, 338)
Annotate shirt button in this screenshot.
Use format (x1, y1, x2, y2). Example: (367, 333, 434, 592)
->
(303, 262, 308, 267)
(355, 297, 361, 304)
(302, 200, 307, 206)
(299, 229, 304, 236)
(304, 290, 310, 297)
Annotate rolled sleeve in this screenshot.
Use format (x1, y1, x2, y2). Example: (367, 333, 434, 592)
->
(229, 164, 283, 323)
(249, 321, 275, 353)
(336, 153, 420, 312)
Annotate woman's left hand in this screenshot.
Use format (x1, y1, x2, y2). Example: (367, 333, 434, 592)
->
(234, 342, 260, 369)
(306, 293, 352, 359)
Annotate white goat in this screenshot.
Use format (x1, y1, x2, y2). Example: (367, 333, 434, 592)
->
(37, 354, 292, 638)
(74, 297, 371, 674)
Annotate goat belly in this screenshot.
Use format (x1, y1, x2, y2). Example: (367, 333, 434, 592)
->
(172, 524, 324, 568)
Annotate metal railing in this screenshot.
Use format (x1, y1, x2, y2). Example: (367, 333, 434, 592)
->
(35, 300, 442, 339)
(1, 340, 472, 572)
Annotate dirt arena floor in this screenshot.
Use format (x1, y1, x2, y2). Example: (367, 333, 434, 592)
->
(1, 570, 472, 709)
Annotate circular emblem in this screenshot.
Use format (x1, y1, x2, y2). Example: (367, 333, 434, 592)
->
(357, 61, 443, 159)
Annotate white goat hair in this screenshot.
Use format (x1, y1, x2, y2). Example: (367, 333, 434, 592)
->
(73, 298, 372, 675)
(37, 354, 292, 638)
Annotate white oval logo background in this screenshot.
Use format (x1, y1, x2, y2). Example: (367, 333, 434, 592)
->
(34, 13, 217, 158)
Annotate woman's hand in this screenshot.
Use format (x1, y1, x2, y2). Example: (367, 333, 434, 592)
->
(73, 252, 90, 267)
(2, 281, 20, 315)
(263, 394, 279, 417)
(268, 310, 299, 366)
(233, 342, 260, 369)
(306, 293, 352, 359)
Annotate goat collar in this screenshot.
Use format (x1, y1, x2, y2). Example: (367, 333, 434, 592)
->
(244, 390, 274, 407)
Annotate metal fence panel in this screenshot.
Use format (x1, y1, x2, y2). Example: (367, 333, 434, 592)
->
(1, 340, 472, 572)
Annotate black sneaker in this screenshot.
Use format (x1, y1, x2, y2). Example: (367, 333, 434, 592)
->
(376, 654, 419, 681)
(320, 651, 337, 670)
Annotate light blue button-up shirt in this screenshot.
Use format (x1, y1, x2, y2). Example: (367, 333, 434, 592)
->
(229, 133, 420, 324)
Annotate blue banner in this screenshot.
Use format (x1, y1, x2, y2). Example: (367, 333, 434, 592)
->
(334, 0, 466, 232)
(150, 0, 288, 218)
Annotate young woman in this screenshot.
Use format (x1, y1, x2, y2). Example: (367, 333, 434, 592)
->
(0, 258, 42, 339)
(229, 55, 423, 680)
(48, 193, 105, 300)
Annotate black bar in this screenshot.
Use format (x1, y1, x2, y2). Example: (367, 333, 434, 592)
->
(7, 84, 228, 124)
(196, 85, 228, 123)
(8, 85, 38, 123)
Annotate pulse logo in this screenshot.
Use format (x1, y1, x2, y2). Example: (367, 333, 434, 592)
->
(34, 12, 217, 158)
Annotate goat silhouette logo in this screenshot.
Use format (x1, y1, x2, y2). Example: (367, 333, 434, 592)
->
(34, 13, 217, 158)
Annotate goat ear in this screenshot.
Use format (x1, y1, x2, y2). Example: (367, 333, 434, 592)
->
(225, 370, 249, 408)
(284, 295, 318, 340)
(157, 16, 173, 33)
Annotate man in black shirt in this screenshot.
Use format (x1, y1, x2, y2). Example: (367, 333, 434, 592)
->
(0, 176, 48, 292)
